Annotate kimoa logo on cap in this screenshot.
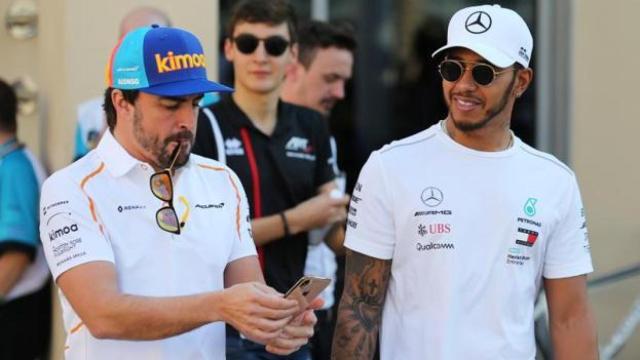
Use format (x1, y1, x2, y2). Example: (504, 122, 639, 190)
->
(155, 51, 206, 74)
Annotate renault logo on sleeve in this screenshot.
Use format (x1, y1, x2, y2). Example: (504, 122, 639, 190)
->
(421, 187, 444, 207)
(465, 11, 492, 34)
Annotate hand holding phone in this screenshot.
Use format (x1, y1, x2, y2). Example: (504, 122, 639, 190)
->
(284, 275, 331, 312)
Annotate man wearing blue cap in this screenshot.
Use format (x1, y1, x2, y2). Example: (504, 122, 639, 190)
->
(39, 25, 318, 359)
(333, 5, 597, 359)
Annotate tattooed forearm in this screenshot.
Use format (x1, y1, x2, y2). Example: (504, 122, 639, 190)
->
(332, 249, 391, 360)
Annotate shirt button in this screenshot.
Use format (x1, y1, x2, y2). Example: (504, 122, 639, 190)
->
(140, 164, 148, 171)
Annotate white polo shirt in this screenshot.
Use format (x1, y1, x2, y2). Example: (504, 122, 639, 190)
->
(39, 131, 255, 360)
(345, 122, 593, 360)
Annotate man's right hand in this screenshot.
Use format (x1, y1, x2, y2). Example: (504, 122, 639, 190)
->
(287, 192, 349, 234)
(218, 282, 300, 344)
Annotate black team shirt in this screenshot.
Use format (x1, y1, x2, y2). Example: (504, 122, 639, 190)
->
(193, 95, 335, 293)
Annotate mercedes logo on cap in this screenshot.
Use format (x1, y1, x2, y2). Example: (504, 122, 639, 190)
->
(465, 11, 492, 34)
(421, 187, 444, 207)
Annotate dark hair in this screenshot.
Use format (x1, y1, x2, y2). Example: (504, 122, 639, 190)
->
(0, 79, 17, 133)
(297, 20, 357, 69)
(103, 87, 140, 131)
(227, 0, 298, 43)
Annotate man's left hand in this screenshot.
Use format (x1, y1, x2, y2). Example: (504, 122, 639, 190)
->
(265, 298, 323, 355)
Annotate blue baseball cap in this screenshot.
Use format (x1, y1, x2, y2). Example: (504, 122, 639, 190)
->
(105, 25, 233, 96)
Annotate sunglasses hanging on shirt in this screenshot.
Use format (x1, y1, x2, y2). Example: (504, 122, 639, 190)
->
(150, 144, 183, 234)
(232, 34, 290, 56)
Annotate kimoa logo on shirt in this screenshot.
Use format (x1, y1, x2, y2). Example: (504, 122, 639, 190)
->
(225, 138, 244, 156)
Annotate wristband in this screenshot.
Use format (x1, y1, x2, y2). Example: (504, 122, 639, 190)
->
(280, 212, 291, 237)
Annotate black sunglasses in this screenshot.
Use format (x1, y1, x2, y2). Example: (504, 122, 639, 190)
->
(149, 144, 183, 234)
(438, 59, 514, 86)
(232, 34, 290, 57)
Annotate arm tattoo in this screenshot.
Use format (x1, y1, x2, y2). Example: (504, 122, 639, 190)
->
(332, 249, 391, 359)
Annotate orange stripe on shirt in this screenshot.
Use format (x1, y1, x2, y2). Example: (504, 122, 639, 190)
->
(80, 162, 106, 233)
(198, 164, 243, 241)
(69, 321, 84, 334)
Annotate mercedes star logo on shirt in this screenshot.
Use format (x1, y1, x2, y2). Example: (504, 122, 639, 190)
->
(465, 11, 492, 34)
(421, 187, 444, 207)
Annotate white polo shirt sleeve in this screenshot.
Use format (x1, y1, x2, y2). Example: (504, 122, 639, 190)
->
(227, 170, 257, 263)
(39, 172, 114, 280)
(344, 151, 396, 260)
(543, 176, 593, 279)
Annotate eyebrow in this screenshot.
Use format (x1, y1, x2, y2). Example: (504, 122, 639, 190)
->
(445, 54, 491, 65)
(159, 95, 204, 103)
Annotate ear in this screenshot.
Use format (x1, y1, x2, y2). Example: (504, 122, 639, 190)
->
(111, 89, 135, 123)
(224, 37, 234, 62)
(514, 68, 533, 98)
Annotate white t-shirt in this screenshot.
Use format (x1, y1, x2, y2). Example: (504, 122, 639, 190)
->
(345, 122, 593, 360)
(40, 131, 256, 360)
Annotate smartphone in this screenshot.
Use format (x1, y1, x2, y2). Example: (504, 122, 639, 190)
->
(284, 275, 331, 311)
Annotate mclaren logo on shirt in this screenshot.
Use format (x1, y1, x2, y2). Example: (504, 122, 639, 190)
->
(225, 138, 245, 156)
(285, 136, 316, 161)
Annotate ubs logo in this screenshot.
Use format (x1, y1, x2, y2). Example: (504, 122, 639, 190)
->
(421, 187, 444, 207)
(465, 11, 492, 34)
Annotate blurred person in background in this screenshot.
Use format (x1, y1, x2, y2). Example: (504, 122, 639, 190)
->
(281, 19, 356, 360)
(0, 78, 50, 360)
(193, 1, 349, 358)
(333, 5, 597, 359)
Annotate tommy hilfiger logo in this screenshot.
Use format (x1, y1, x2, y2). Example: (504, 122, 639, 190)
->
(515, 227, 538, 247)
(225, 138, 245, 156)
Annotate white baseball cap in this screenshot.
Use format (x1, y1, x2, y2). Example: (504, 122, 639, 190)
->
(432, 4, 533, 68)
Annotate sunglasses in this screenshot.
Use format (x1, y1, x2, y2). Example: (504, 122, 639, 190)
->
(150, 144, 183, 234)
(438, 59, 514, 86)
(232, 34, 290, 57)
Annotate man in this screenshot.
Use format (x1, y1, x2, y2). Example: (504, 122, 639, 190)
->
(281, 20, 356, 360)
(0, 79, 50, 359)
(40, 25, 318, 359)
(333, 5, 597, 360)
(192, 1, 349, 358)
(73, 6, 172, 160)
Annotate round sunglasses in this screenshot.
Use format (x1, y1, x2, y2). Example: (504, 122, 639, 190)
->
(232, 34, 290, 57)
(438, 59, 515, 86)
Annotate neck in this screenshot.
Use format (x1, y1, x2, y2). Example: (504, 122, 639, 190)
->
(280, 79, 299, 105)
(0, 132, 15, 145)
(232, 86, 280, 135)
(443, 116, 513, 152)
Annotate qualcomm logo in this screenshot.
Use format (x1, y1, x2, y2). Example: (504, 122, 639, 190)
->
(225, 137, 244, 156)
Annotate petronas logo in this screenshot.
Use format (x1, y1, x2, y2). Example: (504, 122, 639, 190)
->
(524, 198, 537, 217)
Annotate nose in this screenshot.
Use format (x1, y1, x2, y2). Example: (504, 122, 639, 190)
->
(176, 105, 197, 131)
(331, 81, 346, 100)
(252, 41, 269, 62)
(454, 66, 478, 91)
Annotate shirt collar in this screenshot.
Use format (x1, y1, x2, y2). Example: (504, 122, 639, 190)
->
(222, 96, 292, 136)
(96, 130, 146, 177)
(0, 137, 20, 158)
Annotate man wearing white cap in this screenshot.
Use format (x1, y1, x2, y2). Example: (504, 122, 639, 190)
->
(333, 5, 597, 359)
